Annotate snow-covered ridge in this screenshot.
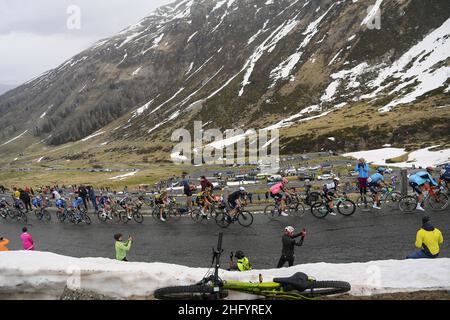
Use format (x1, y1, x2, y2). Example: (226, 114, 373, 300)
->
(1, 252, 449, 300)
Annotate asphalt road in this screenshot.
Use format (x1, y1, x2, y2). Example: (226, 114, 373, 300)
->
(1, 205, 449, 269)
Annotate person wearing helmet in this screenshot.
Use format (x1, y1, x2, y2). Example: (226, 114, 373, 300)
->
(322, 176, 340, 216)
(229, 250, 253, 271)
(0, 197, 10, 210)
(277, 226, 306, 268)
(408, 167, 439, 212)
(439, 163, 450, 189)
(227, 187, 248, 220)
(367, 167, 388, 210)
(268, 177, 293, 217)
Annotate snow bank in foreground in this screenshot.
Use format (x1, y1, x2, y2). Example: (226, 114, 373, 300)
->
(1, 252, 449, 300)
(344, 147, 450, 168)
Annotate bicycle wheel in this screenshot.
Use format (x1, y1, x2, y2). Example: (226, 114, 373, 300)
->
(57, 211, 66, 222)
(0, 209, 6, 219)
(18, 211, 27, 223)
(83, 214, 92, 225)
(133, 211, 144, 223)
(383, 192, 402, 210)
(237, 211, 254, 227)
(43, 210, 51, 221)
(264, 205, 278, 218)
(428, 192, 449, 211)
(305, 280, 351, 296)
(154, 285, 228, 300)
(311, 202, 329, 219)
(35, 210, 42, 220)
(97, 210, 107, 222)
(399, 196, 417, 213)
(191, 209, 209, 224)
(356, 195, 374, 210)
(8, 209, 16, 219)
(215, 212, 230, 228)
(168, 206, 181, 221)
(289, 202, 305, 218)
(337, 199, 356, 216)
(113, 211, 124, 223)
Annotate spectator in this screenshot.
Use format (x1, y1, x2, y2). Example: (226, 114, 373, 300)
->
(277, 226, 306, 268)
(114, 233, 132, 262)
(182, 173, 194, 211)
(0, 236, 10, 251)
(200, 176, 213, 191)
(355, 158, 369, 196)
(20, 227, 35, 251)
(88, 186, 98, 211)
(407, 216, 443, 259)
(77, 185, 88, 210)
(19, 188, 31, 212)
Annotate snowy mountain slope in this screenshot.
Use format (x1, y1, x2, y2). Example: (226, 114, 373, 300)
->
(0, 0, 449, 159)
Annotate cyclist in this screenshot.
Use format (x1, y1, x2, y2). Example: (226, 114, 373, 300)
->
(0, 197, 11, 209)
(227, 187, 248, 220)
(439, 163, 450, 189)
(72, 193, 85, 222)
(229, 250, 252, 271)
(323, 177, 340, 216)
(98, 193, 112, 220)
(407, 216, 443, 259)
(118, 195, 134, 220)
(408, 167, 439, 212)
(277, 226, 306, 268)
(368, 167, 388, 210)
(155, 191, 169, 222)
(269, 178, 293, 217)
(55, 197, 67, 217)
(196, 187, 214, 219)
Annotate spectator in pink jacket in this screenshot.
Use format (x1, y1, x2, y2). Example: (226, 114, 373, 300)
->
(20, 227, 35, 251)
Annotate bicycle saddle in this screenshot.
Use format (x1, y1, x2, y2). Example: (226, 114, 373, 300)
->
(273, 272, 309, 292)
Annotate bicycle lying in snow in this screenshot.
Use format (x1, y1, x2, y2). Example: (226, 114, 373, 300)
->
(154, 233, 351, 300)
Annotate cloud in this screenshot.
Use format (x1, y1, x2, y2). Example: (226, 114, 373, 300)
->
(0, 0, 174, 85)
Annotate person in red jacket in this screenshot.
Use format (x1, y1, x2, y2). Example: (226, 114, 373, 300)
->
(200, 176, 214, 191)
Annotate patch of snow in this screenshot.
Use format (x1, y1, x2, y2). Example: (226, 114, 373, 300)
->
(187, 31, 198, 43)
(348, 35, 356, 41)
(361, 0, 383, 27)
(81, 131, 105, 142)
(328, 49, 343, 66)
(109, 170, 139, 181)
(1, 130, 28, 146)
(150, 88, 185, 115)
(185, 62, 194, 74)
(39, 105, 54, 119)
(132, 67, 142, 76)
(344, 146, 450, 168)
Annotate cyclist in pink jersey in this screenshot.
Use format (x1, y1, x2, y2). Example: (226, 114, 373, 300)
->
(269, 178, 293, 216)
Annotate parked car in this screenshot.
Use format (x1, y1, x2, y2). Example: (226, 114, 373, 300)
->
(267, 174, 283, 183)
(298, 173, 315, 182)
(317, 173, 336, 180)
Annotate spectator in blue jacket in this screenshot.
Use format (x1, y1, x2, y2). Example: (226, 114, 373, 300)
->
(355, 158, 369, 196)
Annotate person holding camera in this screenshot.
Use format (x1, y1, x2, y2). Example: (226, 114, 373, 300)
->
(114, 233, 132, 262)
(277, 226, 306, 268)
(229, 250, 252, 271)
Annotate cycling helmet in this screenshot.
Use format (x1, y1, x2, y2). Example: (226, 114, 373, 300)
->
(239, 187, 246, 192)
(282, 178, 289, 184)
(234, 250, 245, 259)
(426, 166, 434, 172)
(377, 167, 385, 173)
(285, 226, 295, 234)
(1, 197, 4, 201)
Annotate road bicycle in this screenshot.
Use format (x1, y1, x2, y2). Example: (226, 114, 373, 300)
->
(0, 206, 27, 223)
(34, 206, 51, 221)
(310, 192, 356, 219)
(191, 200, 225, 224)
(264, 194, 305, 219)
(57, 207, 91, 225)
(152, 201, 181, 222)
(356, 186, 401, 211)
(215, 205, 254, 228)
(399, 185, 449, 213)
(121, 204, 144, 224)
(154, 233, 351, 300)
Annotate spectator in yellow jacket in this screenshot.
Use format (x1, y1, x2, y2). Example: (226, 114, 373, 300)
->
(407, 216, 443, 259)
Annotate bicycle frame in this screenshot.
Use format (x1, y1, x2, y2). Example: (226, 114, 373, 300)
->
(222, 280, 313, 300)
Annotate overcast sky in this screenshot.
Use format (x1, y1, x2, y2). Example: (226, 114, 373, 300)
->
(0, 0, 174, 86)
